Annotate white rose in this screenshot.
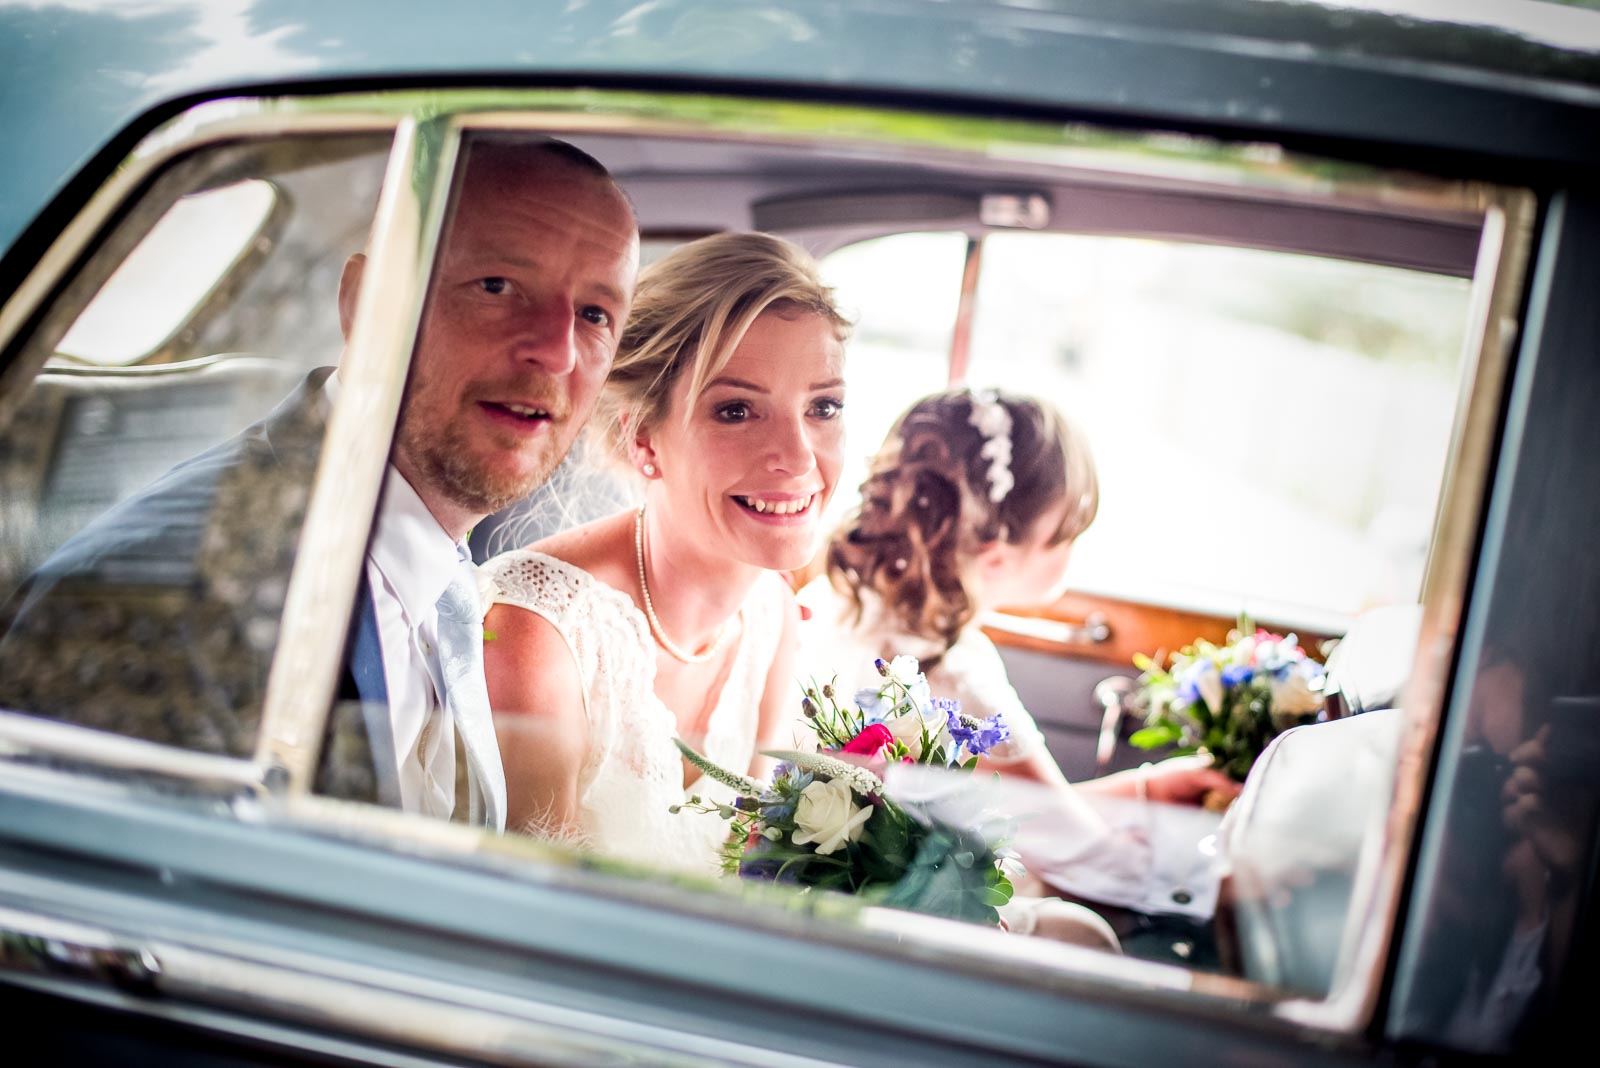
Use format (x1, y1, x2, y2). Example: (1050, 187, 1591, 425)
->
(884, 711, 928, 758)
(791, 778, 872, 855)
(1270, 668, 1323, 717)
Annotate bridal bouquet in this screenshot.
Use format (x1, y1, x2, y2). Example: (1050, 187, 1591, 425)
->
(675, 655, 1016, 925)
(1128, 617, 1326, 784)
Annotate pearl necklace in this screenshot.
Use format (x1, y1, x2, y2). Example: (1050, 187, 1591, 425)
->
(634, 505, 728, 665)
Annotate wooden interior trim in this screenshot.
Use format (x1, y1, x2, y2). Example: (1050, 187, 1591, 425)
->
(984, 591, 1339, 669)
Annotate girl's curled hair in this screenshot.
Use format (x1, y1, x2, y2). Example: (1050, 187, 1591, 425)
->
(826, 389, 1098, 664)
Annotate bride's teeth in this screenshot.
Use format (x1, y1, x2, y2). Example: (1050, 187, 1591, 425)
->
(739, 495, 812, 515)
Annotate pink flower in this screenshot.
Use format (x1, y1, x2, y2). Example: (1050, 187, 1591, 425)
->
(842, 723, 894, 758)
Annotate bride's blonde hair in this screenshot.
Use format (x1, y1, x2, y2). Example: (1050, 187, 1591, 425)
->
(594, 231, 850, 462)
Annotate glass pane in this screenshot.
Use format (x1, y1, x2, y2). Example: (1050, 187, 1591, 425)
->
(55, 180, 278, 366)
(819, 232, 966, 533)
(965, 234, 1472, 624)
(0, 134, 393, 757)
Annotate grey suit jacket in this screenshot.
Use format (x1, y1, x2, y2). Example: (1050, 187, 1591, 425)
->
(0, 367, 392, 804)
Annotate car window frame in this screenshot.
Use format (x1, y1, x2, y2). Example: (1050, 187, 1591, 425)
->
(0, 87, 1537, 1052)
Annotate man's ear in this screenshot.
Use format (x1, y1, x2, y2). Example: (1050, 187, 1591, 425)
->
(337, 253, 367, 341)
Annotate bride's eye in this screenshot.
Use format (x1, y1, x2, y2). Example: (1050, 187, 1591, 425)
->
(810, 397, 844, 420)
(713, 401, 751, 423)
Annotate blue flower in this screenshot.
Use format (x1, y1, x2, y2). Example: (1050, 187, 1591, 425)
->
(855, 688, 889, 722)
(1222, 664, 1254, 687)
(738, 838, 784, 880)
(907, 676, 934, 716)
(760, 765, 809, 821)
(946, 709, 1011, 758)
(1177, 659, 1224, 713)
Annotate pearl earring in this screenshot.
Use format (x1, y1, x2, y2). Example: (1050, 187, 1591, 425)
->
(642, 463, 656, 477)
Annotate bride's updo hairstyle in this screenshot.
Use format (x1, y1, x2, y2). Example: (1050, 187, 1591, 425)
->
(826, 389, 1098, 663)
(595, 231, 850, 463)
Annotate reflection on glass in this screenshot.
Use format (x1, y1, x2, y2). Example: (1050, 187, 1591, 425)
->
(0, 137, 391, 765)
(56, 180, 278, 365)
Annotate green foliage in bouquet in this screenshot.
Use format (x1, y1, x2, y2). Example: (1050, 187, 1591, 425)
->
(674, 656, 1016, 925)
(1128, 617, 1327, 782)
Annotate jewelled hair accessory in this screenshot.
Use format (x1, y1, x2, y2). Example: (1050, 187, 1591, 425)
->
(968, 390, 1014, 504)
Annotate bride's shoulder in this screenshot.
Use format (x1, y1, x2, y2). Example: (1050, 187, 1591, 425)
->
(489, 512, 635, 589)
(481, 511, 640, 614)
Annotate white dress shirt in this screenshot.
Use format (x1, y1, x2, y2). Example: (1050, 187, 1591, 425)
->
(327, 372, 465, 819)
(366, 466, 466, 819)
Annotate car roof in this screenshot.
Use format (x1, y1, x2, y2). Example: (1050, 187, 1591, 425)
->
(3, 0, 1599, 265)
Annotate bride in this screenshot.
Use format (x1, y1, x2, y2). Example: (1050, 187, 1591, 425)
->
(481, 232, 850, 874)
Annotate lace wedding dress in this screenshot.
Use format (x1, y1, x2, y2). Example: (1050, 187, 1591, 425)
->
(481, 550, 782, 876)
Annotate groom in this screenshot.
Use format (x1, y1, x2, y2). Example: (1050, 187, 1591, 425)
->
(0, 138, 639, 828)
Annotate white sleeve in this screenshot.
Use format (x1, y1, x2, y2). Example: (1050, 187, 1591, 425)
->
(1031, 796, 1225, 920)
(932, 628, 1223, 919)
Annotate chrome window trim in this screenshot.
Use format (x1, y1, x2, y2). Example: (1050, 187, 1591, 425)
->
(254, 116, 463, 790)
(0, 87, 1535, 1041)
(0, 709, 261, 793)
(0, 100, 398, 429)
(1278, 187, 1536, 1031)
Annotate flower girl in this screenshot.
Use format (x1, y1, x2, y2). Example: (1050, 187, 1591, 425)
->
(799, 389, 1237, 929)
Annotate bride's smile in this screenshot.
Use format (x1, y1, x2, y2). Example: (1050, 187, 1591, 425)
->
(731, 493, 816, 519)
(642, 308, 845, 575)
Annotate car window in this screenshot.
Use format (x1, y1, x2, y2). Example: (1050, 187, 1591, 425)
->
(0, 91, 1535, 1059)
(819, 232, 967, 534)
(965, 234, 1473, 625)
(54, 179, 280, 367)
(0, 133, 391, 761)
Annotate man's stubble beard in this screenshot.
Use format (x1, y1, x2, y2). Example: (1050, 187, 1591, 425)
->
(396, 408, 571, 519)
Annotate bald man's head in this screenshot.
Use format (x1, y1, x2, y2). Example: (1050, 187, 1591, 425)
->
(339, 136, 640, 539)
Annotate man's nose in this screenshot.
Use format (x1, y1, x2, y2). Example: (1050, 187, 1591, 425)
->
(509, 298, 578, 376)
(765, 412, 818, 476)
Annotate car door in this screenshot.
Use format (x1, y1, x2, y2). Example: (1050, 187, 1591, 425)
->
(2, 4, 1597, 1064)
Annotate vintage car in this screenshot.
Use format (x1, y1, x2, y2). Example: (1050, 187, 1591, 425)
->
(1, 0, 1596, 1064)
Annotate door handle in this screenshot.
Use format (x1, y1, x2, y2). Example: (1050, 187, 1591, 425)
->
(0, 906, 162, 996)
(1092, 675, 1136, 776)
(984, 610, 1112, 646)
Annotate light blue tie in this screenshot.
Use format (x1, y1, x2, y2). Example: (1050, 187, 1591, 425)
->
(434, 552, 507, 831)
